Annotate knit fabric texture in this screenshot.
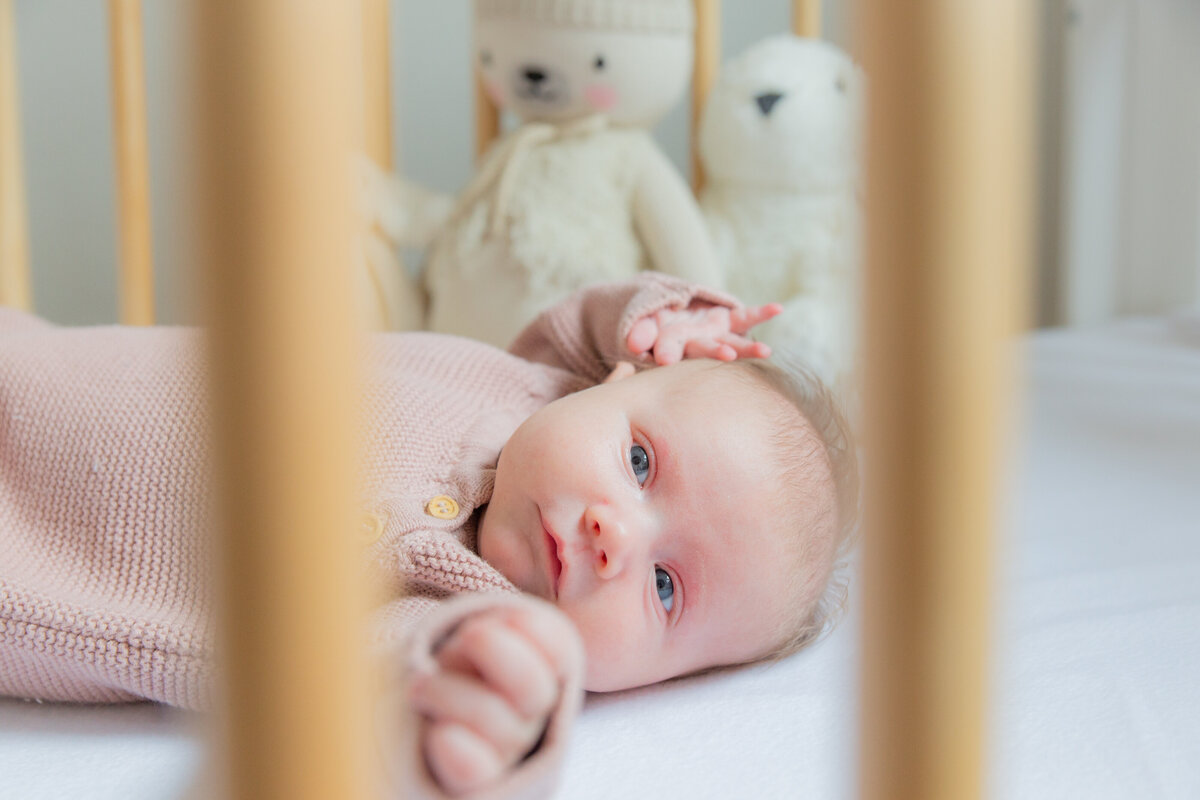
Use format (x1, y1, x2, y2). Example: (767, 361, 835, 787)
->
(426, 128, 654, 348)
(474, 0, 693, 33)
(0, 274, 735, 713)
(425, 126, 723, 348)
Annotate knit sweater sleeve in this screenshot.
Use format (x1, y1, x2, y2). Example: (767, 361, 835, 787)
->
(373, 593, 584, 800)
(506, 272, 741, 384)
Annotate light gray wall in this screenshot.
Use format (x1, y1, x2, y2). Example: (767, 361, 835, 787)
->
(12, 0, 848, 325)
(14, 0, 190, 325)
(1056, 0, 1200, 324)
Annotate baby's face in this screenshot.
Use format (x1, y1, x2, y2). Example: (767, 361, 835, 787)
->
(478, 360, 830, 691)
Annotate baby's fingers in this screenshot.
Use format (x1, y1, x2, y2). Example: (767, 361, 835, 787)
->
(436, 616, 558, 718)
(650, 329, 689, 365)
(424, 720, 505, 797)
(682, 338, 738, 362)
(626, 316, 660, 356)
(681, 335, 771, 362)
(717, 334, 772, 360)
(496, 604, 585, 682)
(728, 302, 783, 335)
(411, 670, 543, 759)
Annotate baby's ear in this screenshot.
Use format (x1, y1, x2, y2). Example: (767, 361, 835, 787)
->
(602, 362, 637, 384)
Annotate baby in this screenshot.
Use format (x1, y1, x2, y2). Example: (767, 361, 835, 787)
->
(0, 274, 856, 799)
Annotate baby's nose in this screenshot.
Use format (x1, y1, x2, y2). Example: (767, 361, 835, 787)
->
(584, 504, 630, 580)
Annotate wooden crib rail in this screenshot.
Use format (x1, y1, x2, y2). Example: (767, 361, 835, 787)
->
(474, 5, 501, 166)
(689, 0, 719, 191)
(792, 0, 821, 38)
(0, 0, 31, 311)
(362, 0, 395, 169)
(192, 2, 377, 797)
(856, 3, 1034, 799)
(0, 0, 159, 321)
(107, 0, 156, 325)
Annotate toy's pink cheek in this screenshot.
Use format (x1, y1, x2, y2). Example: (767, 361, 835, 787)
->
(484, 78, 505, 105)
(585, 84, 619, 111)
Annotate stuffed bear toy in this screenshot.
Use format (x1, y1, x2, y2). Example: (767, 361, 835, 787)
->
(422, 0, 721, 348)
(699, 35, 864, 393)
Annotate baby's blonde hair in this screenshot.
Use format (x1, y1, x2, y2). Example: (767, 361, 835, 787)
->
(724, 354, 860, 664)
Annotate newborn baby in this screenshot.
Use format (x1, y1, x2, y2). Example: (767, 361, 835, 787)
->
(0, 274, 857, 799)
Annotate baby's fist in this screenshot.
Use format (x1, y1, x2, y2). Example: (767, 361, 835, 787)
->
(409, 602, 583, 796)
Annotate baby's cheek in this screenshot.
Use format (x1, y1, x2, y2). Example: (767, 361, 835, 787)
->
(584, 83, 619, 112)
(561, 600, 650, 692)
(577, 628, 630, 692)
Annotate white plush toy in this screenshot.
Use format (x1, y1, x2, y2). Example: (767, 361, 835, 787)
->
(699, 35, 864, 392)
(356, 157, 454, 331)
(423, 0, 721, 347)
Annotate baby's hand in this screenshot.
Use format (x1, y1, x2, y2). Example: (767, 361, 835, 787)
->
(626, 300, 782, 366)
(409, 604, 583, 796)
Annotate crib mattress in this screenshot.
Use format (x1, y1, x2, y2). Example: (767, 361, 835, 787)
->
(3, 316, 1198, 799)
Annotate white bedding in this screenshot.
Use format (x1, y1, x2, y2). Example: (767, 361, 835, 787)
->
(3, 317, 1198, 799)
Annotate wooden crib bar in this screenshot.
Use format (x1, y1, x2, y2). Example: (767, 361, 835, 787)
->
(856, 3, 1034, 799)
(792, 0, 821, 38)
(0, 0, 32, 311)
(690, 0, 720, 191)
(107, 0, 156, 325)
(192, 2, 377, 797)
(362, 0, 395, 169)
(474, 4, 501, 165)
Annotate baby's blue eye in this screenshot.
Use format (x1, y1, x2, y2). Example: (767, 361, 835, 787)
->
(629, 445, 650, 485)
(655, 567, 674, 612)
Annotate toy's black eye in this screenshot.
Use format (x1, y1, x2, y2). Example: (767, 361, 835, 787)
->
(480, 50, 493, 67)
(594, 54, 606, 70)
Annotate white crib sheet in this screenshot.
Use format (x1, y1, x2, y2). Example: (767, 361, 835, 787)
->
(3, 317, 1198, 799)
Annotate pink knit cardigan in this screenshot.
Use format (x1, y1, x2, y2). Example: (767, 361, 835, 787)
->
(0, 274, 736, 798)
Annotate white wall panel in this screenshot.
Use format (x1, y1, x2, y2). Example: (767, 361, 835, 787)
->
(1060, 0, 1130, 325)
(1059, 0, 1200, 324)
(1117, 0, 1200, 315)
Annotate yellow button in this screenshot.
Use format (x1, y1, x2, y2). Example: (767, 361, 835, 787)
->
(358, 512, 386, 545)
(425, 495, 460, 520)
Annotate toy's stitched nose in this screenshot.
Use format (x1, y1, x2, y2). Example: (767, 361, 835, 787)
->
(755, 91, 784, 116)
(523, 67, 547, 84)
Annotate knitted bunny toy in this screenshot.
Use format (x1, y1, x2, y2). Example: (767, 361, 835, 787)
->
(423, 0, 721, 347)
(699, 35, 864, 393)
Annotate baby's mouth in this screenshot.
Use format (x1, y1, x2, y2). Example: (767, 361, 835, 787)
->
(540, 511, 563, 600)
